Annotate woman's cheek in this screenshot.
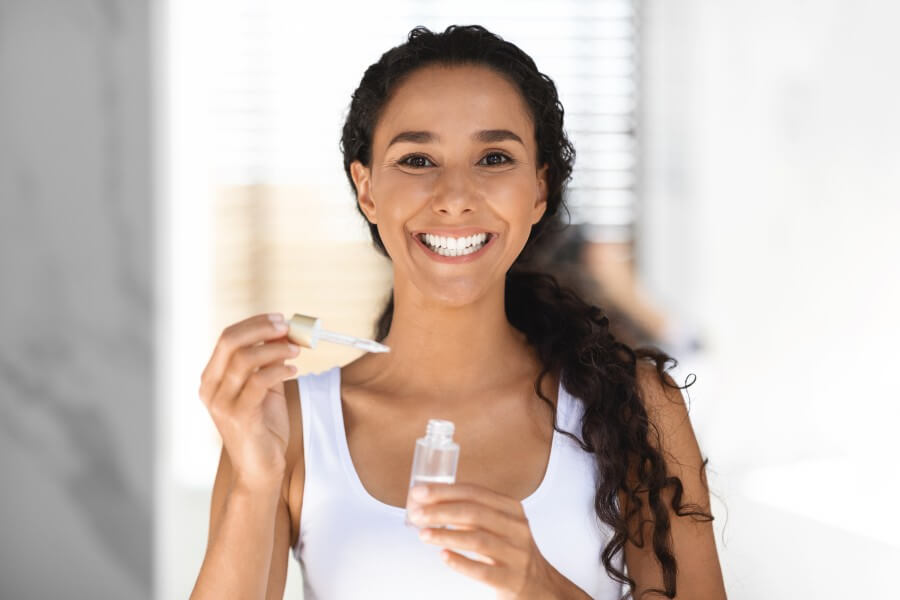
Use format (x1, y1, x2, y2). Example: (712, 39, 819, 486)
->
(484, 179, 537, 219)
(378, 173, 435, 209)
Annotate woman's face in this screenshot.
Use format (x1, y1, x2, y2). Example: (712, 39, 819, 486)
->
(351, 64, 548, 307)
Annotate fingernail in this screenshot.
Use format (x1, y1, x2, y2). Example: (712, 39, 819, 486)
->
(268, 313, 285, 323)
(287, 343, 300, 353)
(274, 321, 289, 332)
(411, 485, 429, 501)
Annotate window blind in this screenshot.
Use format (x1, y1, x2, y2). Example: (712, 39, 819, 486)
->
(210, 0, 642, 236)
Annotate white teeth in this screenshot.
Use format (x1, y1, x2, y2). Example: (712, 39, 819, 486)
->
(420, 232, 491, 256)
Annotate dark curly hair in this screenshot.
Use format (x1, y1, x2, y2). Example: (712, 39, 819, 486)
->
(339, 24, 713, 599)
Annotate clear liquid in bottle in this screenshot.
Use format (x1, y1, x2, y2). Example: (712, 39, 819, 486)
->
(405, 419, 459, 527)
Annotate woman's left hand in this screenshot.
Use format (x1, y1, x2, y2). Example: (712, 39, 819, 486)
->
(407, 482, 588, 600)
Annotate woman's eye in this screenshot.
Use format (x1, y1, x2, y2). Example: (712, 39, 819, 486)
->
(399, 155, 434, 168)
(479, 152, 513, 166)
(397, 152, 513, 168)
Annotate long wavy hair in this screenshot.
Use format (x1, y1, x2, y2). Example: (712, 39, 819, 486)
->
(339, 25, 712, 599)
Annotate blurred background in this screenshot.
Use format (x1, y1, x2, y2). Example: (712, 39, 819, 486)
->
(1, 0, 898, 598)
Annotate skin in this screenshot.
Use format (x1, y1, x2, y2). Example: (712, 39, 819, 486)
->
(280, 64, 725, 598)
(349, 64, 550, 400)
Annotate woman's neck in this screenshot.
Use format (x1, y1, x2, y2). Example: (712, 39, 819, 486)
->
(351, 279, 539, 400)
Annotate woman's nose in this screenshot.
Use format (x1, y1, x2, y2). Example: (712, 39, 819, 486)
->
(430, 167, 478, 215)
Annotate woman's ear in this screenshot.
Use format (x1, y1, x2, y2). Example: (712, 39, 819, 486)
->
(531, 163, 549, 224)
(351, 160, 377, 224)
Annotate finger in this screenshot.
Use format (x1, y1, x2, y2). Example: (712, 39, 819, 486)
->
(233, 361, 298, 413)
(439, 548, 510, 589)
(200, 313, 291, 397)
(209, 340, 300, 413)
(199, 313, 290, 403)
(419, 526, 522, 567)
(411, 500, 526, 540)
(410, 482, 525, 518)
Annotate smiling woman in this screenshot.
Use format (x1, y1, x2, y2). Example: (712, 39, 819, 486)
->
(191, 24, 726, 600)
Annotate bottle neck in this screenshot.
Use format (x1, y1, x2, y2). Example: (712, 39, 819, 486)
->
(425, 419, 454, 441)
(424, 431, 454, 446)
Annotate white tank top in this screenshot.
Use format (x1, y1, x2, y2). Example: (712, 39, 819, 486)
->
(292, 366, 625, 599)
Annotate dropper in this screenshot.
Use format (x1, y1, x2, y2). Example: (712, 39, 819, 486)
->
(287, 313, 390, 353)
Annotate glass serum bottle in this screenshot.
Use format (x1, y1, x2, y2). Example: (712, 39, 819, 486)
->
(405, 419, 460, 527)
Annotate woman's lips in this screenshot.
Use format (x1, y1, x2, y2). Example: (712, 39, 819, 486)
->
(412, 232, 498, 263)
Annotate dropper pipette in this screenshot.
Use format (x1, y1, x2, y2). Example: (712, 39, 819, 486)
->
(286, 313, 390, 353)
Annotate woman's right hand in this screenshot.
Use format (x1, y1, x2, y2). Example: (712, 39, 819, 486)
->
(198, 313, 301, 491)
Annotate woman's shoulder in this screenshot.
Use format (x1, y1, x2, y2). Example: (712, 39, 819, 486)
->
(633, 359, 703, 471)
(634, 359, 688, 422)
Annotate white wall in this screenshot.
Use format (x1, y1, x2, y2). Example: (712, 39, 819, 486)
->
(640, 1, 900, 597)
(0, 0, 153, 598)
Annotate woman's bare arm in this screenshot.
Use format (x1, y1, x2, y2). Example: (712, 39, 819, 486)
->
(190, 378, 304, 600)
(620, 361, 726, 599)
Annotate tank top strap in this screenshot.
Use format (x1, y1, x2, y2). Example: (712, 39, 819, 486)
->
(293, 365, 343, 560)
(554, 372, 579, 435)
(296, 365, 342, 465)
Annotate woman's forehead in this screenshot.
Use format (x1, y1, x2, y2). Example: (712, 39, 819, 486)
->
(373, 64, 535, 150)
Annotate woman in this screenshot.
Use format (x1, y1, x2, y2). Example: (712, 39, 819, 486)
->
(192, 25, 726, 599)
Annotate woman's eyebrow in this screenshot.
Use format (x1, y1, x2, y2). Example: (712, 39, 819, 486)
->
(386, 129, 525, 149)
(475, 129, 524, 145)
(387, 130, 435, 148)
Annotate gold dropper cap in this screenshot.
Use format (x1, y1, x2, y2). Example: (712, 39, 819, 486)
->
(287, 313, 320, 349)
